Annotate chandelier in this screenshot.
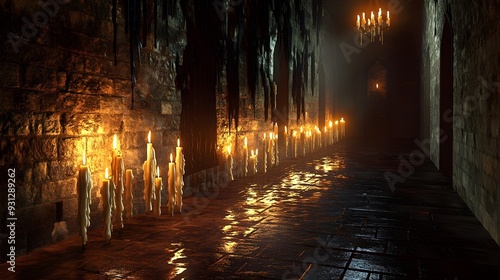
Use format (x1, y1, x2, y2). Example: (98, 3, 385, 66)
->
(356, 8, 390, 46)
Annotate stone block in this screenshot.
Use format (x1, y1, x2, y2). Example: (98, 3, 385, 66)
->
(61, 113, 104, 136)
(58, 137, 85, 160)
(41, 178, 77, 203)
(48, 160, 78, 181)
(33, 162, 48, 183)
(22, 66, 57, 91)
(30, 138, 58, 162)
(68, 73, 113, 94)
(0, 62, 20, 87)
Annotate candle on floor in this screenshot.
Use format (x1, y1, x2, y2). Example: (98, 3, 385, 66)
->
(329, 121, 334, 145)
(111, 134, 125, 229)
(143, 131, 157, 213)
(335, 120, 340, 142)
(261, 134, 267, 173)
(125, 169, 134, 218)
(316, 127, 322, 149)
(167, 153, 175, 217)
(268, 132, 274, 168)
(154, 167, 163, 218)
(101, 168, 115, 241)
(292, 130, 297, 158)
(340, 118, 346, 139)
(77, 151, 92, 246)
(274, 133, 279, 166)
(284, 126, 288, 158)
(243, 137, 248, 177)
(249, 150, 256, 175)
(227, 145, 234, 180)
(300, 126, 306, 157)
(175, 139, 184, 213)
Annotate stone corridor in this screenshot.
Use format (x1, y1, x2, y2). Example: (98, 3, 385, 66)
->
(2, 141, 500, 279)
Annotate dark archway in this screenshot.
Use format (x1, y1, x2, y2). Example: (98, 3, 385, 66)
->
(439, 17, 453, 179)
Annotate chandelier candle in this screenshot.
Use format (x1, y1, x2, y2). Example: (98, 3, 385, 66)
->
(111, 135, 125, 229)
(175, 139, 185, 213)
(167, 153, 175, 217)
(77, 152, 92, 246)
(143, 131, 157, 213)
(154, 167, 162, 218)
(125, 169, 134, 218)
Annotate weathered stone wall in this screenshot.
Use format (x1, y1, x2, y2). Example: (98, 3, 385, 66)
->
(0, 0, 322, 257)
(422, 0, 500, 244)
(0, 0, 185, 257)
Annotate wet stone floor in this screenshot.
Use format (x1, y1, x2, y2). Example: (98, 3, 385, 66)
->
(2, 140, 500, 279)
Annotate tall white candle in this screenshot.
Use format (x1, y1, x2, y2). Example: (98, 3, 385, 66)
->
(154, 167, 162, 218)
(274, 133, 279, 166)
(77, 152, 92, 246)
(243, 137, 248, 177)
(175, 139, 184, 213)
(227, 145, 234, 180)
(292, 130, 297, 158)
(167, 154, 175, 217)
(329, 121, 334, 145)
(249, 150, 256, 176)
(101, 168, 115, 241)
(111, 134, 125, 229)
(268, 132, 274, 167)
(143, 131, 157, 213)
(125, 169, 134, 218)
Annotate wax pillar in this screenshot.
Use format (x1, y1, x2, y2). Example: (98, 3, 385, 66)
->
(227, 146, 234, 180)
(143, 131, 157, 212)
(167, 154, 175, 217)
(77, 153, 92, 246)
(111, 135, 125, 229)
(243, 137, 248, 177)
(154, 167, 163, 218)
(175, 139, 185, 213)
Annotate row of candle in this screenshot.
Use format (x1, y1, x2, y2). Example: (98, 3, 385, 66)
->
(225, 118, 346, 178)
(76, 131, 185, 246)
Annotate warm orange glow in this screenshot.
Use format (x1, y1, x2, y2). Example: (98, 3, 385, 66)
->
(157, 166, 160, 177)
(376, 83, 379, 89)
(105, 168, 109, 179)
(177, 139, 180, 147)
(244, 137, 248, 147)
(335, 120, 339, 125)
(341, 118, 345, 122)
(387, 11, 390, 18)
(293, 131, 298, 137)
(251, 150, 254, 156)
(324, 126, 327, 132)
(148, 131, 151, 143)
(329, 121, 333, 128)
(284, 126, 288, 134)
(263, 133, 266, 139)
(255, 149, 258, 156)
(170, 153, 173, 162)
(300, 126, 303, 133)
(83, 151, 86, 165)
(113, 134, 117, 150)
(227, 145, 231, 155)
(275, 134, 278, 139)
(270, 132, 273, 139)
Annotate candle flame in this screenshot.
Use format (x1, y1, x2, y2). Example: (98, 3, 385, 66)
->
(251, 150, 254, 156)
(177, 138, 180, 147)
(335, 120, 339, 125)
(387, 11, 390, 18)
(376, 83, 379, 89)
(300, 126, 303, 133)
(263, 133, 266, 139)
(148, 131, 151, 143)
(275, 134, 278, 139)
(157, 166, 160, 177)
(244, 137, 248, 147)
(284, 126, 287, 133)
(341, 118, 345, 122)
(113, 134, 117, 150)
(105, 168, 109, 179)
(83, 151, 86, 165)
(170, 153, 173, 162)
(324, 126, 327, 132)
(329, 121, 333, 128)
(227, 145, 231, 155)
(256, 149, 258, 156)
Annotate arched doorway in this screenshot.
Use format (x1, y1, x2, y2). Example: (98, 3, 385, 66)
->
(439, 18, 453, 179)
(366, 61, 389, 138)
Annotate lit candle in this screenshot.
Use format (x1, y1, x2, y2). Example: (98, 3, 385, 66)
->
(292, 130, 298, 158)
(340, 118, 346, 139)
(362, 12, 366, 28)
(125, 169, 134, 218)
(77, 151, 92, 246)
(249, 150, 256, 176)
(174, 139, 184, 213)
(329, 121, 334, 145)
(284, 126, 288, 158)
(301, 127, 307, 156)
(243, 137, 248, 177)
(111, 134, 125, 229)
(143, 131, 157, 213)
(227, 145, 234, 180)
(153, 167, 162, 218)
(167, 153, 175, 217)
(335, 120, 340, 142)
(261, 134, 267, 173)
(268, 132, 274, 167)
(356, 15, 360, 29)
(274, 133, 279, 166)
(387, 11, 390, 27)
(316, 127, 322, 149)
(101, 168, 115, 242)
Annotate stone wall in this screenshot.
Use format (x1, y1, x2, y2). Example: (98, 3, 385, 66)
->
(0, 0, 322, 258)
(422, 0, 500, 244)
